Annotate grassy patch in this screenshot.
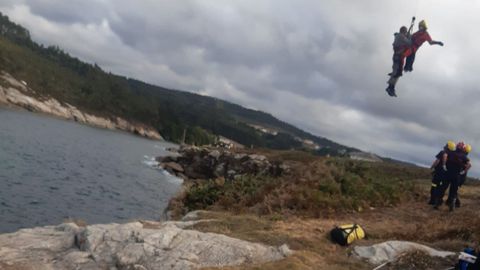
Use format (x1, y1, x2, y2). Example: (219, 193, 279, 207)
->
(172, 155, 428, 218)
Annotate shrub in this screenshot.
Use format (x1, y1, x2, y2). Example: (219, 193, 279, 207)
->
(178, 156, 426, 217)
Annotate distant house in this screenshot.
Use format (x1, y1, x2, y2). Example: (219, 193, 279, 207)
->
(216, 136, 244, 149)
(248, 124, 278, 135)
(302, 139, 320, 150)
(349, 152, 382, 162)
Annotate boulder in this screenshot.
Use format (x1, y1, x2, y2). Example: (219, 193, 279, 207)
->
(0, 220, 291, 270)
(162, 162, 184, 173)
(353, 240, 456, 266)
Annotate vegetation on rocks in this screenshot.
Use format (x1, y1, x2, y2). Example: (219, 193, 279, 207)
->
(168, 149, 430, 218)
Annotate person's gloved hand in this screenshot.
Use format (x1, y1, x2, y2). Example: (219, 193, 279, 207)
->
(442, 165, 447, 171)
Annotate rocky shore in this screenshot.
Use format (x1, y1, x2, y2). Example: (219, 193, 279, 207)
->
(0, 71, 162, 140)
(157, 146, 289, 181)
(0, 147, 294, 269)
(0, 211, 291, 270)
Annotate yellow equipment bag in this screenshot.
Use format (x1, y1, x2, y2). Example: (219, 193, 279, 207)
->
(330, 224, 365, 246)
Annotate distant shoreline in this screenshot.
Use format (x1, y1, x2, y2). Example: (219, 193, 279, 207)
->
(0, 71, 162, 140)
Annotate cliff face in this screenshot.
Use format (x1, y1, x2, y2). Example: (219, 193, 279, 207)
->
(0, 71, 162, 140)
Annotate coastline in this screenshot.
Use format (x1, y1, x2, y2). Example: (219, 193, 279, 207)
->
(0, 71, 162, 140)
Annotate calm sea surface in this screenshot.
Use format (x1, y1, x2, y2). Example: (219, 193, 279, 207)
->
(0, 108, 181, 233)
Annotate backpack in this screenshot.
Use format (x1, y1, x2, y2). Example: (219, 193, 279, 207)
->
(330, 224, 365, 246)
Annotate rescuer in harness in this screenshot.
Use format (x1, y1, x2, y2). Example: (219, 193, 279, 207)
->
(386, 19, 444, 97)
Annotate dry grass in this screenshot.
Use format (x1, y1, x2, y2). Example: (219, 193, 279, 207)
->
(167, 150, 480, 269)
(190, 183, 480, 269)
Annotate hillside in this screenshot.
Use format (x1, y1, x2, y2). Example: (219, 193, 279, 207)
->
(0, 12, 356, 155)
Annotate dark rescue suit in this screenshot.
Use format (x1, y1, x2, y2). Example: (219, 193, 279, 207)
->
(435, 150, 469, 208)
(455, 154, 470, 207)
(429, 150, 446, 204)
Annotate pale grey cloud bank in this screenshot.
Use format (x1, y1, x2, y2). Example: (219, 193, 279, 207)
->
(1, 0, 479, 175)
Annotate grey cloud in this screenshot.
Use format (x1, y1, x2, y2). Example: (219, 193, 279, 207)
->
(26, 0, 109, 24)
(2, 0, 479, 176)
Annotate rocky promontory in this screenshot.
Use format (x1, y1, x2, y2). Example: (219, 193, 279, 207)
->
(0, 71, 162, 140)
(0, 212, 291, 270)
(157, 146, 290, 181)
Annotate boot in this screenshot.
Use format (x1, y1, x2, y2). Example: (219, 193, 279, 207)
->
(455, 198, 461, 208)
(448, 200, 455, 212)
(385, 85, 397, 97)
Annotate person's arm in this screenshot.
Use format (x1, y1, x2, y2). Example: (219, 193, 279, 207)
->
(400, 34, 412, 46)
(429, 40, 444, 46)
(426, 32, 443, 46)
(465, 160, 472, 172)
(430, 158, 440, 170)
(442, 152, 448, 171)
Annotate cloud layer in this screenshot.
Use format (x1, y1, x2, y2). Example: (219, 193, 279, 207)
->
(1, 0, 478, 175)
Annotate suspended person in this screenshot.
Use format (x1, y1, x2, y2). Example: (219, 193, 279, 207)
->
(428, 141, 456, 205)
(386, 26, 412, 97)
(434, 141, 471, 211)
(403, 20, 444, 72)
(455, 144, 472, 208)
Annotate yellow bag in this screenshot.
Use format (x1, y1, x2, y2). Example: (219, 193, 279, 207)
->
(330, 224, 365, 246)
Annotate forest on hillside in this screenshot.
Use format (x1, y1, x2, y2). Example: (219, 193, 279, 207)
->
(0, 13, 356, 155)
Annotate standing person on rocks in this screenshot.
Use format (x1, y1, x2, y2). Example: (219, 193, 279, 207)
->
(428, 141, 456, 205)
(434, 142, 471, 211)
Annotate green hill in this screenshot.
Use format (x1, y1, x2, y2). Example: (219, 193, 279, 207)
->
(0, 12, 356, 155)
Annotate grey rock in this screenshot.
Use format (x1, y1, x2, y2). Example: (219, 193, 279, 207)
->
(214, 162, 226, 177)
(181, 210, 210, 221)
(0, 220, 291, 270)
(248, 154, 267, 161)
(209, 150, 221, 159)
(353, 240, 455, 266)
(234, 153, 248, 160)
(162, 162, 184, 173)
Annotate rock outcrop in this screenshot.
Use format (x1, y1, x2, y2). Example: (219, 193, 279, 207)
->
(157, 146, 289, 180)
(0, 216, 291, 269)
(0, 71, 162, 140)
(353, 240, 456, 266)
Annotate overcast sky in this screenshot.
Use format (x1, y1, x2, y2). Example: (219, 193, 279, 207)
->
(1, 0, 479, 176)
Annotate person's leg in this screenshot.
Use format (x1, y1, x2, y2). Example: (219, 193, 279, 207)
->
(456, 175, 466, 207)
(447, 174, 460, 211)
(455, 196, 461, 208)
(386, 53, 404, 96)
(434, 178, 448, 209)
(429, 177, 440, 205)
(404, 51, 416, 72)
(401, 48, 412, 69)
(386, 76, 399, 96)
